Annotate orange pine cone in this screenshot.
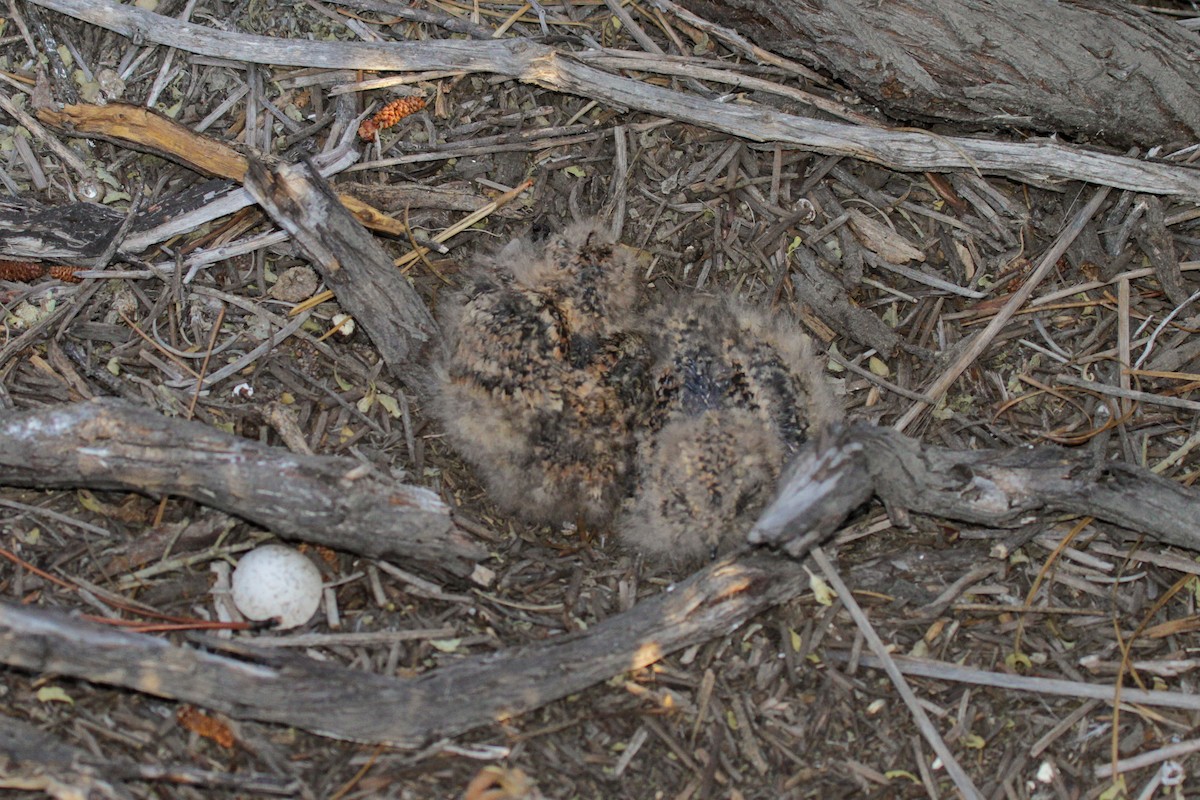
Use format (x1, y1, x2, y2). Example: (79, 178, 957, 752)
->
(357, 118, 379, 140)
(0, 260, 44, 282)
(48, 265, 84, 283)
(358, 95, 426, 140)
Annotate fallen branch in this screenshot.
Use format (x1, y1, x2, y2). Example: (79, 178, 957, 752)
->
(5, 406, 1195, 749)
(0, 404, 814, 748)
(242, 157, 438, 372)
(0, 400, 484, 571)
(0, 554, 806, 746)
(36, 102, 412, 239)
(824, 651, 1200, 713)
(0, 151, 357, 262)
(31, 0, 1200, 199)
(751, 423, 1200, 555)
(0, 197, 126, 262)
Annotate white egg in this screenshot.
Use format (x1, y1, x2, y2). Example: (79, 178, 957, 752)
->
(231, 544, 323, 630)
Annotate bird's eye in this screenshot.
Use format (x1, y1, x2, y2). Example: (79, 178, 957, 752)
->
(709, 545, 719, 561)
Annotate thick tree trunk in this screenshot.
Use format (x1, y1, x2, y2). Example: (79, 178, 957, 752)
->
(680, 0, 1200, 148)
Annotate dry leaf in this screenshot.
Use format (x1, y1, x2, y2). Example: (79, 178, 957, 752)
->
(847, 209, 925, 264)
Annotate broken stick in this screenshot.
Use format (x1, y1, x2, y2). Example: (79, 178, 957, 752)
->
(0, 400, 483, 570)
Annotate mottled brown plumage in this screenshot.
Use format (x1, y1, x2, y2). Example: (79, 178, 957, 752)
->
(621, 297, 840, 564)
(434, 220, 840, 559)
(507, 222, 641, 341)
(433, 222, 649, 526)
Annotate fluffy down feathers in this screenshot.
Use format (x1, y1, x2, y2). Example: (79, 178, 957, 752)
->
(433, 222, 649, 526)
(434, 221, 842, 566)
(620, 297, 841, 564)
(620, 407, 784, 562)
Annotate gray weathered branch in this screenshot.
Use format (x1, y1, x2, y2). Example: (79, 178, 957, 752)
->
(30, 0, 1200, 199)
(752, 423, 1200, 553)
(242, 157, 438, 374)
(0, 554, 804, 746)
(0, 400, 483, 570)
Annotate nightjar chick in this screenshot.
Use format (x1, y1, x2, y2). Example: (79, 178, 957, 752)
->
(621, 297, 841, 564)
(433, 222, 650, 527)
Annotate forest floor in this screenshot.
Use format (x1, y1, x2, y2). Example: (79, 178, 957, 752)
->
(2, 1, 1200, 799)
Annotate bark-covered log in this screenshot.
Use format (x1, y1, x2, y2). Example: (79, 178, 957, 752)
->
(0, 400, 484, 570)
(680, 0, 1200, 148)
(0, 198, 125, 261)
(861, 427, 1200, 551)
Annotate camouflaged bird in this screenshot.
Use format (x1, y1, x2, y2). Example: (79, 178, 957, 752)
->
(621, 297, 841, 564)
(433, 221, 650, 527)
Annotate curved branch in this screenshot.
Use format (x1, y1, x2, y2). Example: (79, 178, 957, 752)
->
(0, 554, 804, 746)
(752, 423, 1200, 553)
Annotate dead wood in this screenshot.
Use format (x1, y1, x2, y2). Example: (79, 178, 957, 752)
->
(0, 197, 125, 262)
(0, 554, 806, 747)
(30, 0, 1200, 200)
(242, 157, 439, 374)
(747, 424, 874, 556)
(332, 0, 497, 40)
(0, 713, 300, 796)
(4, 404, 1192, 749)
(0, 152, 360, 263)
(335, 180, 526, 218)
(36, 102, 412, 239)
(5, 402, 1194, 750)
(679, 0, 1200, 149)
(893, 185, 1114, 431)
(751, 423, 1200, 554)
(789, 245, 906, 355)
(120, 148, 359, 258)
(0, 400, 484, 570)
(828, 651, 1200, 713)
(1134, 194, 1190, 307)
(40, 102, 257, 184)
(2, 406, 1194, 750)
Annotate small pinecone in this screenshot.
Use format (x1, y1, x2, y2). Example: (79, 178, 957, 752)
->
(358, 95, 426, 140)
(48, 265, 84, 283)
(0, 260, 45, 282)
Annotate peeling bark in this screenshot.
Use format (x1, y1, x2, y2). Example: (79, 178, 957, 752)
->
(680, 0, 1200, 148)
